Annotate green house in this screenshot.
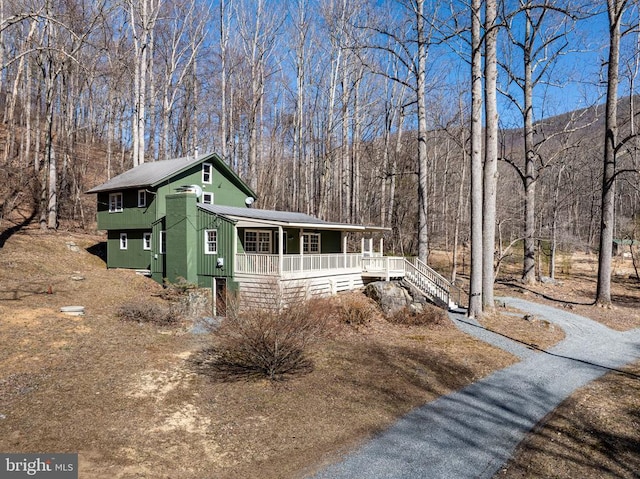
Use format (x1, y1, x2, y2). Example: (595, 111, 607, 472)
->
(88, 152, 455, 312)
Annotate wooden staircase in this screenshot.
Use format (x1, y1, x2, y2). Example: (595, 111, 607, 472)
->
(404, 258, 458, 310)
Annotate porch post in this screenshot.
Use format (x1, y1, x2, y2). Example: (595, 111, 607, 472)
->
(233, 224, 238, 272)
(380, 237, 384, 256)
(343, 233, 347, 268)
(278, 226, 283, 276)
(361, 237, 365, 255)
(299, 228, 304, 272)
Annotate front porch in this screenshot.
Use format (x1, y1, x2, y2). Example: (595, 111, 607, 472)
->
(235, 253, 406, 280)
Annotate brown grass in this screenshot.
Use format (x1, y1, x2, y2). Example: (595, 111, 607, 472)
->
(0, 229, 515, 479)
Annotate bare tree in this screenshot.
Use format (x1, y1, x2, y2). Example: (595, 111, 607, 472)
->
(469, 0, 483, 318)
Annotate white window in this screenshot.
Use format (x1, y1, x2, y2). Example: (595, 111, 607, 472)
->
(109, 192, 123, 212)
(303, 233, 320, 253)
(120, 233, 128, 250)
(202, 163, 213, 184)
(138, 189, 146, 207)
(205, 229, 218, 254)
(202, 192, 213, 204)
(160, 231, 166, 254)
(244, 230, 271, 253)
(143, 232, 152, 250)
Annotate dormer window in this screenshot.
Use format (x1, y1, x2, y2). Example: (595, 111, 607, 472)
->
(109, 192, 123, 212)
(202, 163, 213, 184)
(138, 189, 147, 207)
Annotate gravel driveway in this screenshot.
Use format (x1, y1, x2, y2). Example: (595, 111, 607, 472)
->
(311, 298, 640, 479)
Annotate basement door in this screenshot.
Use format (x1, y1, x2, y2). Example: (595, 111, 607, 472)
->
(213, 278, 227, 317)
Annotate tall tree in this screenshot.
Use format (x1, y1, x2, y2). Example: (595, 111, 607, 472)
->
(483, 0, 499, 310)
(469, 0, 483, 318)
(596, 0, 628, 305)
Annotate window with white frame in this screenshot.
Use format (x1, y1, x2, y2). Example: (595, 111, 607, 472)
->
(138, 189, 146, 207)
(143, 232, 152, 250)
(120, 233, 128, 250)
(202, 192, 213, 204)
(244, 230, 271, 253)
(303, 233, 320, 253)
(109, 192, 123, 212)
(202, 163, 213, 184)
(160, 231, 166, 254)
(205, 229, 217, 254)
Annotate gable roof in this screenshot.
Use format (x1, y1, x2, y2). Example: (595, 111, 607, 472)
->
(199, 204, 389, 232)
(86, 152, 257, 199)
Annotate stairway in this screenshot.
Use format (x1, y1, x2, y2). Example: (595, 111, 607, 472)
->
(404, 258, 458, 310)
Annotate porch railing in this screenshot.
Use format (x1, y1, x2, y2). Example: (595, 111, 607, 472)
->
(236, 253, 364, 275)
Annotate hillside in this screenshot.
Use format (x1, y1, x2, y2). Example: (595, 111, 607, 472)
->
(0, 229, 519, 478)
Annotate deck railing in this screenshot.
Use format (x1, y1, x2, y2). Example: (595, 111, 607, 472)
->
(236, 253, 364, 275)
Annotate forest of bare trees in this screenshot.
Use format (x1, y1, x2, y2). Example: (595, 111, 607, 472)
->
(0, 0, 639, 311)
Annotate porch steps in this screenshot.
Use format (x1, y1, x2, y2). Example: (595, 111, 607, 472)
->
(404, 258, 457, 310)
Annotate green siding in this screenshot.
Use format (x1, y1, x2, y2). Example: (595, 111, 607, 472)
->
(197, 208, 236, 280)
(165, 193, 198, 284)
(276, 228, 342, 254)
(96, 190, 157, 230)
(106, 229, 152, 269)
(151, 218, 166, 283)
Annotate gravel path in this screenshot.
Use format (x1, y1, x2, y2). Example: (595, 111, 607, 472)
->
(311, 298, 640, 479)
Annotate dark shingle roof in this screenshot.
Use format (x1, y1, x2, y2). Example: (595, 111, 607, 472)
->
(86, 155, 204, 193)
(86, 152, 257, 200)
(199, 204, 388, 231)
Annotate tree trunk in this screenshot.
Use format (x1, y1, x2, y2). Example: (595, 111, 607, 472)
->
(482, 0, 498, 310)
(468, 0, 483, 318)
(596, 0, 626, 306)
(416, 0, 429, 261)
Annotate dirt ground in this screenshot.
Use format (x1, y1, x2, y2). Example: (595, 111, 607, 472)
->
(1, 230, 638, 478)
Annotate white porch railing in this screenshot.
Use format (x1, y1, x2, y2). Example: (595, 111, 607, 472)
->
(236, 253, 364, 276)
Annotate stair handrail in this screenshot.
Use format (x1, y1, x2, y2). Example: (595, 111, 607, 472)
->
(404, 258, 451, 307)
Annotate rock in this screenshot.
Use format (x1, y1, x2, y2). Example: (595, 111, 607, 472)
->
(66, 241, 81, 253)
(70, 275, 85, 281)
(540, 276, 557, 285)
(364, 281, 412, 316)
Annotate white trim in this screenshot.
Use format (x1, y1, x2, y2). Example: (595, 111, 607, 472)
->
(202, 162, 213, 184)
(143, 232, 152, 250)
(137, 189, 146, 207)
(202, 192, 214, 204)
(119, 233, 127, 250)
(109, 192, 123, 212)
(303, 232, 321, 254)
(244, 229, 272, 253)
(205, 229, 218, 254)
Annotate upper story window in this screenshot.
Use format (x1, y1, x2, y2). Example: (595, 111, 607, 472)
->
(202, 163, 213, 184)
(244, 230, 271, 253)
(120, 233, 128, 250)
(202, 192, 213, 204)
(109, 192, 123, 212)
(138, 189, 147, 207)
(143, 232, 152, 250)
(205, 229, 218, 254)
(303, 233, 320, 254)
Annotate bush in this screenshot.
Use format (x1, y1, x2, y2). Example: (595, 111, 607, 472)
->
(116, 300, 178, 326)
(387, 304, 449, 328)
(336, 293, 379, 326)
(197, 303, 327, 381)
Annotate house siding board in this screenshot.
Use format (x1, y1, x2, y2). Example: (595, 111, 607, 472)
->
(197, 207, 236, 279)
(96, 190, 157, 230)
(106, 230, 151, 269)
(151, 218, 166, 282)
(165, 193, 198, 284)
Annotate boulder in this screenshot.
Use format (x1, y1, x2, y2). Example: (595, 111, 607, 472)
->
(364, 281, 412, 316)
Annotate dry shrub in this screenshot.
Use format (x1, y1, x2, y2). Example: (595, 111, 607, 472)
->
(336, 293, 379, 326)
(197, 302, 328, 381)
(387, 304, 450, 328)
(116, 300, 178, 326)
